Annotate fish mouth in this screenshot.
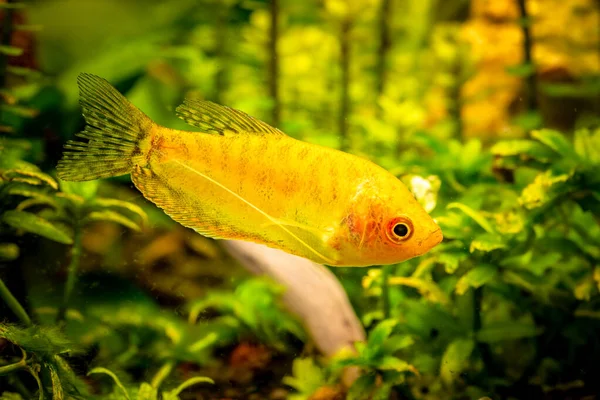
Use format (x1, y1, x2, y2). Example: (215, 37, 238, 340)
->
(426, 227, 443, 248)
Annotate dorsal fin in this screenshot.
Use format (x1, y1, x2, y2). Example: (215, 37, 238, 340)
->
(175, 99, 285, 136)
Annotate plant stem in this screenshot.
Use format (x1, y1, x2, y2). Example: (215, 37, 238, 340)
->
(268, 0, 280, 127)
(376, 0, 392, 100)
(151, 361, 175, 389)
(381, 265, 392, 319)
(516, 0, 537, 112)
(0, 358, 26, 375)
(0, 349, 27, 376)
(57, 224, 82, 322)
(474, 287, 497, 373)
(0, 0, 15, 123)
(0, 278, 32, 326)
(338, 16, 352, 151)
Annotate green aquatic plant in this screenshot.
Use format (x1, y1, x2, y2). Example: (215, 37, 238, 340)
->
(330, 319, 416, 400)
(0, 149, 147, 322)
(187, 277, 306, 351)
(282, 357, 331, 400)
(86, 366, 213, 400)
(0, 323, 89, 399)
(355, 127, 600, 398)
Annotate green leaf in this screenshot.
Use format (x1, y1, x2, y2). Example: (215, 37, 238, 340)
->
(455, 265, 498, 295)
(7, 184, 59, 210)
(2, 211, 73, 244)
(137, 383, 158, 400)
(2, 169, 58, 189)
(0, 46, 24, 56)
(513, 112, 543, 130)
(469, 234, 506, 253)
(48, 363, 65, 400)
(82, 210, 141, 232)
(88, 198, 148, 226)
(6, 66, 43, 79)
(162, 376, 214, 399)
(574, 128, 600, 164)
(88, 367, 131, 400)
(532, 129, 578, 159)
(282, 358, 325, 395)
(0, 243, 19, 261)
(347, 373, 376, 400)
(476, 322, 542, 343)
(366, 319, 398, 355)
(383, 334, 415, 353)
(447, 203, 495, 233)
(0, 104, 38, 118)
(0, 393, 24, 400)
(59, 179, 98, 200)
(378, 356, 413, 372)
(437, 251, 467, 274)
(0, 324, 76, 357)
(519, 171, 571, 209)
(440, 338, 475, 387)
(491, 140, 556, 162)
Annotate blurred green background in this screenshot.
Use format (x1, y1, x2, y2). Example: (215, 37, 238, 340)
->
(1, 0, 599, 399)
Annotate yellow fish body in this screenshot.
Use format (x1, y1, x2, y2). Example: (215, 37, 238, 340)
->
(58, 74, 442, 266)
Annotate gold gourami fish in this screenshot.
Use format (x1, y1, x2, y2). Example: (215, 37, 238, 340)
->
(57, 73, 442, 266)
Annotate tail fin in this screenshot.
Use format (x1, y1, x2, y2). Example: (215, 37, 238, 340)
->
(57, 73, 152, 181)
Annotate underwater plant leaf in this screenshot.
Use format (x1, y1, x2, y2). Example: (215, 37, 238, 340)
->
(447, 203, 495, 233)
(476, 322, 542, 343)
(469, 234, 507, 253)
(282, 358, 326, 396)
(0, 45, 24, 57)
(47, 363, 64, 400)
(2, 169, 58, 190)
(387, 276, 449, 305)
(383, 334, 415, 354)
(58, 180, 98, 201)
(365, 319, 398, 359)
(0, 243, 19, 261)
(378, 356, 413, 372)
(440, 338, 475, 387)
(519, 171, 571, 209)
(437, 251, 468, 274)
(574, 128, 600, 164)
(87, 198, 148, 227)
(347, 373, 376, 400)
(513, 111, 543, 131)
(82, 210, 141, 232)
(455, 265, 498, 295)
(493, 211, 526, 235)
(0, 393, 24, 400)
(0, 324, 78, 357)
(531, 129, 578, 159)
(7, 184, 60, 211)
(2, 211, 73, 244)
(137, 383, 157, 400)
(162, 376, 214, 400)
(574, 273, 595, 301)
(52, 354, 90, 397)
(88, 367, 131, 400)
(491, 140, 556, 162)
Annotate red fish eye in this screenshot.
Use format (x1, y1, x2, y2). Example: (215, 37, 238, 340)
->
(386, 216, 414, 243)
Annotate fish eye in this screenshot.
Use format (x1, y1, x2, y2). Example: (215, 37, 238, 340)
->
(393, 223, 409, 237)
(386, 216, 414, 243)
